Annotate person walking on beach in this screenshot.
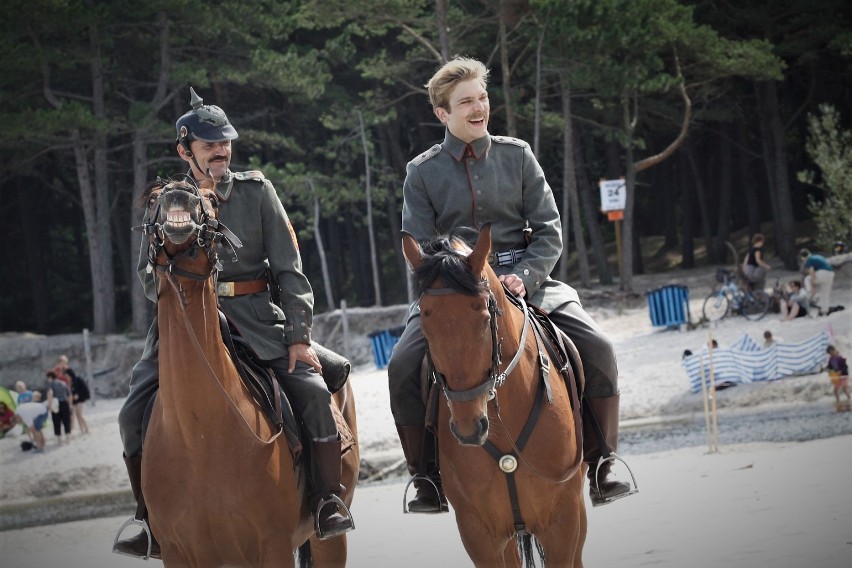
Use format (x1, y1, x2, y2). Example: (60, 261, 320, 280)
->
(388, 56, 633, 511)
(826, 345, 850, 408)
(742, 233, 771, 290)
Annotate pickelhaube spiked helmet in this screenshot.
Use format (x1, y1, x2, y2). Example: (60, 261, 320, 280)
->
(175, 87, 238, 145)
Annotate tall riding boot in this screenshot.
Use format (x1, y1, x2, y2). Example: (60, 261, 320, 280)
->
(310, 439, 355, 540)
(112, 454, 162, 559)
(583, 393, 635, 507)
(395, 423, 447, 513)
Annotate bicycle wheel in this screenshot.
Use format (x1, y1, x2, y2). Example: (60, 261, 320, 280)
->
(741, 289, 771, 320)
(703, 292, 730, 322)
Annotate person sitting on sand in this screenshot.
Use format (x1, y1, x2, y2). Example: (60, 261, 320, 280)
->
(779, 281, 808, 321)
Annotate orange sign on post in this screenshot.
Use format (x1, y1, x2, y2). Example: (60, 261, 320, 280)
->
(607, 210, 623, 221)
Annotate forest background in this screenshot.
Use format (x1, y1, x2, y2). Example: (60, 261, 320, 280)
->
(0, 0, 850, 336)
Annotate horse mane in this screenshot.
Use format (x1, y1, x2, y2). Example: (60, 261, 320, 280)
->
(411, 234, 487, 297)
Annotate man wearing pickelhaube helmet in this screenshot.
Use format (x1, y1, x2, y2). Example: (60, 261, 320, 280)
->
(114, 88, 354, 559)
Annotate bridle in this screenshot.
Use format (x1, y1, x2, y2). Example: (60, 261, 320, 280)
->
(425, 278, 531, 404)
(137, 177, 241, 295)
(425, 276, 583, 488)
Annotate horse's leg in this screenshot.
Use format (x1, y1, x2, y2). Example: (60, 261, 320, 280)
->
(454, 511, 516, 567)
(534, 476, 587, 567)
(307, 534, 347, 568)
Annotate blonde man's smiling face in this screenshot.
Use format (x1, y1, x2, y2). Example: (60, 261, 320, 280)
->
(435, 78, 490, 144)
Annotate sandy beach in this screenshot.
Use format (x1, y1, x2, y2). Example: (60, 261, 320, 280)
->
(0, 262, 850, 566)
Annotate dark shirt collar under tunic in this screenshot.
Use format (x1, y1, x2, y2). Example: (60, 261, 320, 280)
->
(443, 130, 492, 161)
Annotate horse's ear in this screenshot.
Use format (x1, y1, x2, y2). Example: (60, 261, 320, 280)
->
(469, 223, 492, 275)
(402, 232, 424, 272)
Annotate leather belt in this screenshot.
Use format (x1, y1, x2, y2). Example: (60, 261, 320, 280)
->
(487, 248, 526, 267)
(216, 278, 268, 297)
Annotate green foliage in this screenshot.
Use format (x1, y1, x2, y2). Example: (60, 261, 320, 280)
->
(800, 105, 852, 250)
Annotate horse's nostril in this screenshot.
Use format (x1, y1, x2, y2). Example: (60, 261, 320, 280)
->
(479, 416, 489, 433)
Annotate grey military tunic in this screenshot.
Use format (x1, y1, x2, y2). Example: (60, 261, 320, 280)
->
(120, 170, 335, 457)
(388, 131, 617, 426)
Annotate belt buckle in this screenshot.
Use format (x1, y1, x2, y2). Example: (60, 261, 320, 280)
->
(216, 281, 234, 297)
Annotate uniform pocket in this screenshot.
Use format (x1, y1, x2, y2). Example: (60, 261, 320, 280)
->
(249, 294, 287, 323)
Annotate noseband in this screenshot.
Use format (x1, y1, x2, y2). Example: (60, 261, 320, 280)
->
(138, 178, 242, 282)
(424, 280, 531, 403)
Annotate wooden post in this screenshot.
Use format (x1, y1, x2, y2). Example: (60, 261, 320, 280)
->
(83, 328, 94, 406)
(614, 218, 623, 285)
(698, 353, 712, 452)
(707, 334, 719, 453)
(341, 300, 350, 361)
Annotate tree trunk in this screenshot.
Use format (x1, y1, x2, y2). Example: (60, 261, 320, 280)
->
(17, 178, 51, 333)
(736, 121, 762, 237)
(88, 18, 116, 333)
(686, 142, 717, 265)
(755, 81, 797, 269)
(307, 179, 335, 310)
(435, 0, 450, 61)
(680, 151, 695, 269)
(498, 8, 516, 137)
(714, 126, 734, 261)
(574, 134, 612, 285)
(357, 111, 382, 306)
(559, 73, 589, 287)
(620, 96, 635, 292)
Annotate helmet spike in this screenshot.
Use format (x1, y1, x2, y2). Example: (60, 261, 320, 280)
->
(189, 87, 203, 110)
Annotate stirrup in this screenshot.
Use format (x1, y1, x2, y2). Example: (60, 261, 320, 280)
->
(112, 516, 154, 560)
(590, 453, 639, 508)
(314, 494, 355, 540)
(402, 473, 449, 514)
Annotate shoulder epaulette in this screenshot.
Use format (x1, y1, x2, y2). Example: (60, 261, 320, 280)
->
(233, 170, 267, 182)
(491, 135, 527, 148)
(411, 144, 442, 166)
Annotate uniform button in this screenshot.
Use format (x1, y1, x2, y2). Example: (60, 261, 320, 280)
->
(474, 175, 479, 180)
(476, 190, 482, 195)
(477, 206, 482, 210)
(523, 269, 530, 275)
(302, 335, 308, 340)
(300, 322, 306, 327)
(468, 160, 474, 166)
(535, 281, 540, 286)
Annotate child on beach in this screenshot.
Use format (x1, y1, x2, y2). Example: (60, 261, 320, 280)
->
(826, 345, 850, 410)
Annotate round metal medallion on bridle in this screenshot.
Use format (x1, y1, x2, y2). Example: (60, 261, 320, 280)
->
(499, 455, 518, 473)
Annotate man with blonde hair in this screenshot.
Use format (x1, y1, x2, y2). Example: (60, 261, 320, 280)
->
(389, 56, 635, 510)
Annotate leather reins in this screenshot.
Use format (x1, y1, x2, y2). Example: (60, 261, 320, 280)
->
(140, 182, 284, 445)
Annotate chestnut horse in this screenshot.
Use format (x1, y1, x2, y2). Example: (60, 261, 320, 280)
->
(403, 225, 587, 567)
(140, 179, 358, 567)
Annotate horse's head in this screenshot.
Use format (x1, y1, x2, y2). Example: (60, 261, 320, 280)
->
(141, 177, 240, 282)
(403, 225, 503, 446)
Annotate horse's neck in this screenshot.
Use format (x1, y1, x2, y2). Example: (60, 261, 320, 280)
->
(157, 278, 233, 407)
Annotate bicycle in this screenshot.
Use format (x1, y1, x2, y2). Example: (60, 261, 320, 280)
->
(702, 268, 771, 322)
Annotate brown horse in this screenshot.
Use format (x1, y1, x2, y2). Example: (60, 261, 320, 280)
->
(403, 225, 587, 567)
(141, 179, 358, 567)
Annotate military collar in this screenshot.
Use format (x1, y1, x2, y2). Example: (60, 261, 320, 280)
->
(443, 130, 491, 161)
(183, 169, 234, 201)
(215, 170, 235, 201)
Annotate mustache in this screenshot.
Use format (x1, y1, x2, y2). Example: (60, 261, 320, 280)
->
(210, 155, 227, 161)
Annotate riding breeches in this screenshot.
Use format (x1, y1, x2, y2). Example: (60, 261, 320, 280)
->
(118, 317, 337, 458)
(387, 300, 619, 427)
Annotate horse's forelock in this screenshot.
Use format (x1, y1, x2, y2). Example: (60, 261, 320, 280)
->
(412, 235, 484, 297)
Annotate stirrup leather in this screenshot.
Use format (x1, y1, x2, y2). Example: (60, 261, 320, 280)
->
(314, 494, 355, 540)
(590, 453, 639, 507)
(112, 516, 155, 559)
(402, 473, 449, 514)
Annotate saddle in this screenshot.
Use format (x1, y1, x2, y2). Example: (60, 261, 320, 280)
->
(217, 311, 355, 458)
